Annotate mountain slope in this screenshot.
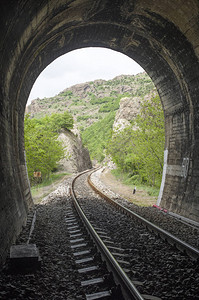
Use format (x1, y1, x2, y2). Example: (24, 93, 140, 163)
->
(26, 72, 155, 130)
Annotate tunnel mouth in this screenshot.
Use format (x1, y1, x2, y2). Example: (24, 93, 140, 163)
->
(25, 46, 164, 205)
(16, 14, 197, 220)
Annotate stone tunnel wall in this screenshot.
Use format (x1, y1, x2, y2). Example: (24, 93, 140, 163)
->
(1, 0, 199, 263)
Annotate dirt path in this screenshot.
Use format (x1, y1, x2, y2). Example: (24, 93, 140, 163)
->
(100, 168, 157, 206)
(32, 174, 72, 204)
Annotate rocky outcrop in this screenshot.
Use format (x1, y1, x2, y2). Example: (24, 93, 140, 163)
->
(25, 98, 43, 116)
(58, 129, 92, 173)
(26, 72, 153, 122)
(105, 96, 141, 170)
(113, 91, 157, 132)
(113, 96, 141, 132)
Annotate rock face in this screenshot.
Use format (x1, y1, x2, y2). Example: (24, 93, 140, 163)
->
(113, 96, 141, 131)
(25, 72, 154, 129)
(107, 96, 141, 170)
(58, 129, 92, 173)
(26, 98, 42, 115)
(113, 91, 157, 132)
(108, 91, 157, 169)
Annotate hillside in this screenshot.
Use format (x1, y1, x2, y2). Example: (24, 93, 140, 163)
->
(26, 72, 157, 165)
(26, 72, 155, 130)
(81, 89, 157, 162)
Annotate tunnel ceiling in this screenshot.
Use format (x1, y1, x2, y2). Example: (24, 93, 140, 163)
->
(1, 0, 199, 263)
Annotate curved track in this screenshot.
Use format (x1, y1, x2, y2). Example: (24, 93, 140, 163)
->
(71, 168, 199, 299)
(70, 169, 144, 300)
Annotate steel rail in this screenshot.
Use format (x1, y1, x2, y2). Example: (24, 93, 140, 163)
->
(87, 169, 199, 260)
(71, 169, 144, 300)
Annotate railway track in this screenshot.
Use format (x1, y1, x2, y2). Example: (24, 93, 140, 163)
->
(88, 170, 199, 260)
(69, 170, 144, 300)
(90, 168, 199, 250)
(70, 169, 199, 299)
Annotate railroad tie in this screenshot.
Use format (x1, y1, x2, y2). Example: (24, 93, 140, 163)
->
(75, 257, 94, 264)
(107, 245, 125, 252)
(85, 290, 111, 300)
(123, 268, 131, 273)
(68, 225, 79, 230)
(81, 277, 104, 287)
(111, 252, 128, 258)
(65, 212, 74, 217)
(70, 238, 85, 244)
(132, 280, 144, 286)
(71, 243, 87, 249)
(103, 240, 114, 244)
(95, 231, 108, 235)
(117, 259, 130, 266)
(141, 294, 162, 300)
(78, 266, 99, 273)
(70, 233, 83, 238)
(73, 250, 91, 256)
(93, 227, 104, 231)
(65, 217, 76, 222)
(66, 222, 79, 227)
(98, 235, 110, 239)
(65, 217, 77, 222)
(68, 229, 81, 234)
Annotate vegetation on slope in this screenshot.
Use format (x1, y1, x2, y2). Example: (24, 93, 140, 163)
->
(27, 72, 154, 129)
(107, 95, 164, 188)
(24, 111, 73, 184)
(81, 112, 116, 162)
(26, 72, 164, 192)
(77, 73, 156, 163)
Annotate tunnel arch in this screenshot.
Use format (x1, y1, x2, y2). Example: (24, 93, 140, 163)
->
(1, 0, 199, 262)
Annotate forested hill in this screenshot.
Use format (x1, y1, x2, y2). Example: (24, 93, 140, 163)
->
(26, 72, 155, 129)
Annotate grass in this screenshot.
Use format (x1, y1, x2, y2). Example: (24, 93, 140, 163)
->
(111, 169, 160, 197)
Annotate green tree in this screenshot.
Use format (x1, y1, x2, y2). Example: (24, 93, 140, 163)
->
(39, 111, 74, 133)
(24, 113, 72, 183)
(107, 95, 164, 187)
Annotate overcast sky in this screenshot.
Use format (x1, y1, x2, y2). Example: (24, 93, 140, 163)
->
(27, 47, 144, 105)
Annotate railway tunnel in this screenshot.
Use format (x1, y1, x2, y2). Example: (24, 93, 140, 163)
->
(1, 0, 199, 263)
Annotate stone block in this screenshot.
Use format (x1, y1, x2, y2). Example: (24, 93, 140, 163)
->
(9, 244, 41, 273)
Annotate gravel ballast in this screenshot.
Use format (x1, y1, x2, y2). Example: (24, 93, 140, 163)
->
(0, 178, 86, 300)
(1, 169, 199, 299)
(91, 168, 199, 249)
(76, 171, 199, 299)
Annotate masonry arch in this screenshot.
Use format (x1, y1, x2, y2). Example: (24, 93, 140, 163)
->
(1, 0, 199, 262)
